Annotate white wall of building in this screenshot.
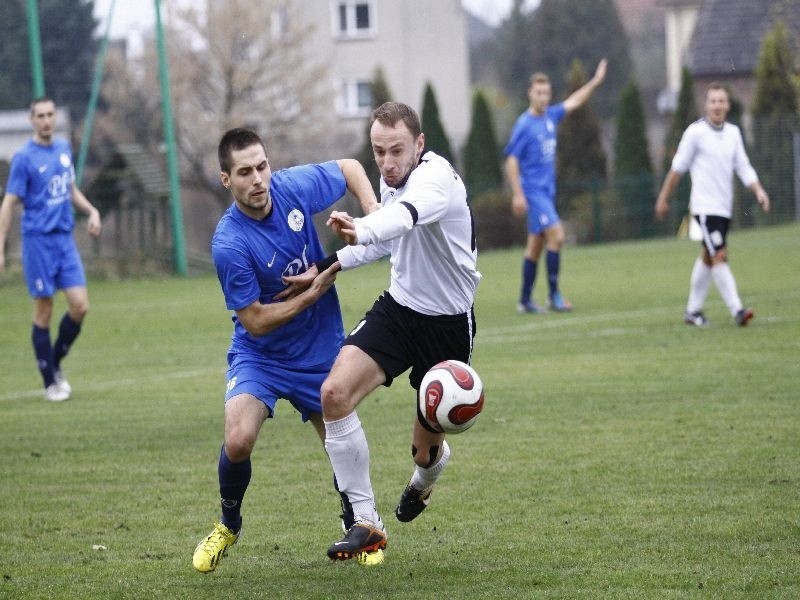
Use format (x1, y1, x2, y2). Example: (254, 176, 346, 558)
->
(303, 0, 471, 158)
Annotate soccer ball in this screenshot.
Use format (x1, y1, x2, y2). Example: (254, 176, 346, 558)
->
(418, 360, 484, 434)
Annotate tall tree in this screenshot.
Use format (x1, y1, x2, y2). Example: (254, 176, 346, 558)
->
(420, 82, 455, 165)
(661, 67, 697, 177)
(462, 89, 502, 197)
(750, 19, 799, 224)
(0, 0, 97, 121)
(159, 0, 331, 208)
(659, 66, 696, 232)
(556, 59, 607, 215)
(493, 0, 537, 114)
(356, 66, 394, 195)
(614, 79, 653, 237)
(525, 0, 632, 118)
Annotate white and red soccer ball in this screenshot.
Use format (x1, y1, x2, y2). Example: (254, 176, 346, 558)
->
(419, 360, 485, 434)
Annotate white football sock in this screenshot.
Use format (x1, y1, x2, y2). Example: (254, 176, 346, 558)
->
(409, 440, 450, 491)
(711, 262, 743, 316)
(324, 412, 380, 525)
(686, 258, 712, 314)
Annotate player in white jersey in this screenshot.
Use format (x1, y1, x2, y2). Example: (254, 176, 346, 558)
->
(655, 83, 770, 327)
(284, 102, 480, 564)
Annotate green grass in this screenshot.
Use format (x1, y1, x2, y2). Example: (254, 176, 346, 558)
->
(1, 224, 798, 599)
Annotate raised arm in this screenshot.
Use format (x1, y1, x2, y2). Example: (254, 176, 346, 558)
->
(563, 58, 607, 113)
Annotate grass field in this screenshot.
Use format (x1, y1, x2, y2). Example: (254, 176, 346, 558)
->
(1, 224, 798, 599)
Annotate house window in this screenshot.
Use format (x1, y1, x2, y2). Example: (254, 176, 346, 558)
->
(270, 6, 289, 39)
(333, 1, 376, 38)
(336, 78, 372, 117)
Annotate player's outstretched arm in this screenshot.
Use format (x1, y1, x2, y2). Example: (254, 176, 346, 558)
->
(563, 58, 607, 113)
(239, 263, 339, 336)
(337, 159, 379, 214)
(327, 211, 358, 244)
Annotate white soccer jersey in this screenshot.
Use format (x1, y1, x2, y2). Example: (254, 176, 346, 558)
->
(336, 150, 481, 316)
(671, 119, 759, 218)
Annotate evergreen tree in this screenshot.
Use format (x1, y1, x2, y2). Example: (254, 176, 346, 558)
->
(0, 0, 97, 121)
(556, 59, 607, 215)
(659, 66, 696, 232)
(661, 67, 697, 177)
(494, 0, 536, 114)
(420, 82, 455, 165)
(527, 0, 632, 118)
(750, 20, 798, 224)
(727, 92, 755, 228)
(614, 79, 653, 237)
(356, 66, 394, 195)
(462, 89, 502, 197)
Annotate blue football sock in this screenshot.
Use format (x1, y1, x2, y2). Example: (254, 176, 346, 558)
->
(53, 313, 82, 369)
(218, 446, 251, 532)
(32, 324, 55, 388)
(546, 250, 560, 296)
(521, 258, 537, 303)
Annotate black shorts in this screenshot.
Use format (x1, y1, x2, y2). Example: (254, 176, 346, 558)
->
(344, 291, 476, 390)
(695, 215, 730, 257)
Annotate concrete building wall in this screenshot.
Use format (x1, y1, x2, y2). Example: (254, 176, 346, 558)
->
(303, 0, 471, 158)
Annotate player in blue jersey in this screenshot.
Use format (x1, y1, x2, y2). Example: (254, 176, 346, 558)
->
(504, 59, 607, 314)
(192, 127, 378, 573)
(0, 97, 102, 402)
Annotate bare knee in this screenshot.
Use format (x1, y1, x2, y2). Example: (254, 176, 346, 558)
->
(321, 377, 351, 420)
(545, 226, 565, 250)
(33, 298, 54, 328)
(224, 431, 256, 463)
(68, 299, 89, 322)
(411, 443, 441, 469)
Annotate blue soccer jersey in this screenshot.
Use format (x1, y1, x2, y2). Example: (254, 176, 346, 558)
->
(6, 138, 76, 235)
(212, 161, 346, 368)
(504, 103, 566, 199)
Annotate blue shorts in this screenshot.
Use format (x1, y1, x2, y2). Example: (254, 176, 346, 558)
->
(224, 353, 335, 421)
(22, 232, 87, 298)
(525, 191, 560, 235)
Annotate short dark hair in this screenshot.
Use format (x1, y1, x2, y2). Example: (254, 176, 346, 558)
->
(218, 128, 267, 173)
(371, 102, 422, 139)
(30, 96, 55, 114)
(705, 82, 730, 100)
(528, 72, 550, 87)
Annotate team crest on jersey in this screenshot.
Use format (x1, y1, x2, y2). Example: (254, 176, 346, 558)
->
(288, 209, 304, 232)
(59, 153, 71, 168)
(546, 120, 555, 134)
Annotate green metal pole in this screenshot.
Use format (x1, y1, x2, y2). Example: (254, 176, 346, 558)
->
(76, 0, 117, 186)
(25, 0, 45, 97)
(154, 0, 187, 276)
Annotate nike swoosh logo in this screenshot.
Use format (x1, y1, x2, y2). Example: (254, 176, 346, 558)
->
(38, 165, 48, 173)
(267, 252, 276, 268)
